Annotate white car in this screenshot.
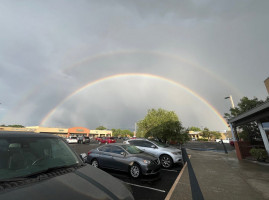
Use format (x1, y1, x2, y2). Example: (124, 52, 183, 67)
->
(66, 136, 78, 144)
(216, 139, 231, 144)
(124, 139, 182, 168)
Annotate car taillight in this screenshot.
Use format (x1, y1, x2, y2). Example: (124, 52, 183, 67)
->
(88, 151, 92, 155)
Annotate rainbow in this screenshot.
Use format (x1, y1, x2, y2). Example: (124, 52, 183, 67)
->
(40, 73, 229, 128)
(6, 49, 241, 121)
(63, 49, 240, 95)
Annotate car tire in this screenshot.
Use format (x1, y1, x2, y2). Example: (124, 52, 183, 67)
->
(91, 159, 99, 168)
(129, 163, 141, 178)
(160, 155, 173, 168)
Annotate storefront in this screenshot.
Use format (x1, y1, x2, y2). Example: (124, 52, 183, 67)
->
(68, 127, 90, 137)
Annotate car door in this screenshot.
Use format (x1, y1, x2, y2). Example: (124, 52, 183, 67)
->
(134, 141, 158, 157)
(97, 145, 113, 168)
(110, 146, 128, 171)
(141, 141, 158, 157)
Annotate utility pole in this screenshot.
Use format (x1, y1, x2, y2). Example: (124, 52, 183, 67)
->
(134, 123, 137, 137)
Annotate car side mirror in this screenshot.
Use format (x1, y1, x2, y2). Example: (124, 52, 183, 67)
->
(80, 153, 87, 163)
(120, 152, 126, 156)
(151, 145, 157, 149)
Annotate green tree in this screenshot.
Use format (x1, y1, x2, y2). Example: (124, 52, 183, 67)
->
(112, 129, 133, 137)
(200, 127, 211, 141)
(96, 126, 106, 130)
(137, 108, 185, 143)
(188, 126, 201, 132)
(211, 131, 222, 139)
(1, 124, 25, 128)
(200, 128, 221, 141)
(224, 96, 269, 142)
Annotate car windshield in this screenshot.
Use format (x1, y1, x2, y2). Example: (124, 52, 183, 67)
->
(122, 145, 143, 154)
(0, 136, 80, 181)
(150, 140, 169, 148)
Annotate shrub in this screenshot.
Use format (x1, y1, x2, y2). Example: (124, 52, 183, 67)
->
(197, 138, 208, 142)
(250, 148, 269, 162)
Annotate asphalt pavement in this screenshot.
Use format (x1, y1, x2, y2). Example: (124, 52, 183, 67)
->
(70, 142, 183, 200)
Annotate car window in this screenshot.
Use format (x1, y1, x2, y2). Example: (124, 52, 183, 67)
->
(98, 146, 111, 152)
(122, 145, 143, 154)
(141, 141, 154, 147)
(150, 140, 169, 147)
(0, 137, 80, 181)
(109, 146, 124, 154)
(130, 140, 142, 146)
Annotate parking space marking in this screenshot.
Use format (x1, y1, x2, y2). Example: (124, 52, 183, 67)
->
(161, 169, 179, 172)
(124, 182, 166, 193)
(165, 155, 191, 200)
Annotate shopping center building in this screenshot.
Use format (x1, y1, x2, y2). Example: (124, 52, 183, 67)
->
(0, 126, 112, 138)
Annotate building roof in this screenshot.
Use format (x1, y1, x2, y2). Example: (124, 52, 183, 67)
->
(228, 101, 269, 126)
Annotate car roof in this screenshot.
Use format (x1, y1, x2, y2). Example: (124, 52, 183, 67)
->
(0, 131, 59, 138)
(126, 138, 148, 141)
(99, 143, 130, 148)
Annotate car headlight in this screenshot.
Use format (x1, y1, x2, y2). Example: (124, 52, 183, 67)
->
(143, 160, 151, 164)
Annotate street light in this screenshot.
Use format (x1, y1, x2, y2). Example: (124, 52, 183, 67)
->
(224, 95, 235, 109)
(224, 95, 236, 141)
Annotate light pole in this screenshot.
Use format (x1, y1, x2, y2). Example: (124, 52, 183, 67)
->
(224, 95, 236, 141)
(224, 95, 235, 109)
(134, 123, 137, 137)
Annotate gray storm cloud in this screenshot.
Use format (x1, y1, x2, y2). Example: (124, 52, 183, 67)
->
(0, 0, 268, 131)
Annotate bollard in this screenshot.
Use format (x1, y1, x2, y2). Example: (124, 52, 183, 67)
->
(220, 139, 228, 154)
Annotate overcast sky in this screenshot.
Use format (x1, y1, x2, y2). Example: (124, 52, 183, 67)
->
(0, 0, 268, 131)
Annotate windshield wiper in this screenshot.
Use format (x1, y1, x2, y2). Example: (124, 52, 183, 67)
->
(0, 163, 83, 183)
(0, 177, 29, 183)
(29, 163, 83, 176)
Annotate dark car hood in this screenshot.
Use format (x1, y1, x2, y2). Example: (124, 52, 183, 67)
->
(0, 165, 134, 200)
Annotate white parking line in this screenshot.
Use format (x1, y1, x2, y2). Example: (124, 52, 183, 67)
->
(124, 182, 166, 193)
(161, 169, 179, 172)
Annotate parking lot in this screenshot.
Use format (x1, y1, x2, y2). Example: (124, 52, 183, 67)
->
(70, 142, 183, 200)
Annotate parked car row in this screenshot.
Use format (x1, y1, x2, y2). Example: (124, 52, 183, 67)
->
(86, 139, 182, 179)
(65, 136, 91, 144)
(95, 137, 116, 144)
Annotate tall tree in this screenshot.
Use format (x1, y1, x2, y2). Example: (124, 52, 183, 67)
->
(200, 128, 221, 141)
(224, 96, 269, 142)
(112, 129, 133, 137)
(137, 108, 186, 143)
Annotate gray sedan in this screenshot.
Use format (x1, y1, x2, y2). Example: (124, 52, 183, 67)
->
(86, 144, 161, 178)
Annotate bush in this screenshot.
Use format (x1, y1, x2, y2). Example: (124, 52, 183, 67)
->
(197, 138, 208, 141)
(250, 148, 269, 162)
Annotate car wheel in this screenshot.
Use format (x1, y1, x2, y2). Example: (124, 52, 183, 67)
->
(129, 163, 141, 178)
(98, 141, 101, 145)
(105, 142, 108, 144)
(160, 155, 173, 168)
(91, 159, 99, 168)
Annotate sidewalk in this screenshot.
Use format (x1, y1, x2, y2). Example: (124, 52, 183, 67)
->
(169, 149, 269, 200)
